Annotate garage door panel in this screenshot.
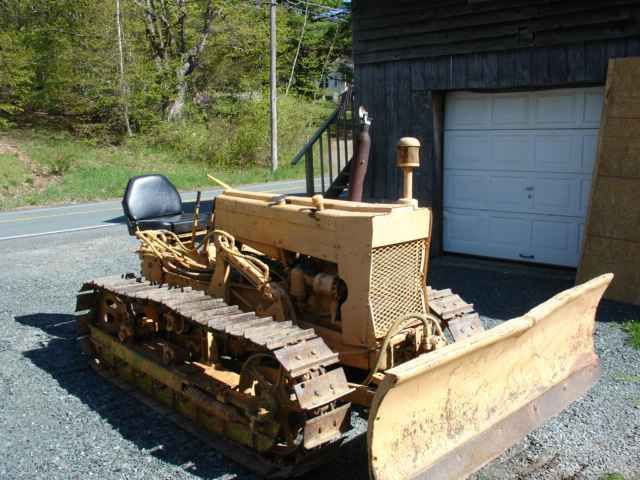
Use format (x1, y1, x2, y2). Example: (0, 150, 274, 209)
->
(583, 90, 604, 125)
(531, 219, 580, 267)
(581, 133, 599, 173)
(446, 88, 603, 131)
(487, 215, 531, 249)
(444, 132, 491, 169)
(445, 95, 491, 129)
(443, 87, 602, 267)
(487, 175, 531, 211)
(444, 209, 488, 246)
(531, 177, 578, 215)
(444, 209, 531, 263)
(533, 133, 578, 172)
(533, 91, 577, 127)
(445, 130, 596, 173)
(493, 133, 533, 170)
(444, 172, 488, 209)
(492, 94, 530, 127)
(444, 209, 581, 266)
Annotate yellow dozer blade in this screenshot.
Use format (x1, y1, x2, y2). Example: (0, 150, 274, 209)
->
(368, 273, 613, 480)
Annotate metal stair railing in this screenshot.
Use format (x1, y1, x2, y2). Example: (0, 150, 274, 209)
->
(290, 86, 356, 198)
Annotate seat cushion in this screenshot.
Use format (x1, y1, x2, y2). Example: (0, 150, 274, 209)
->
(123, 174, 183, 221)
(136, 213, 210, 234)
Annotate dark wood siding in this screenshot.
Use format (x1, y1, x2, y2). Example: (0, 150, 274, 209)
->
(352, 0, 640, 65)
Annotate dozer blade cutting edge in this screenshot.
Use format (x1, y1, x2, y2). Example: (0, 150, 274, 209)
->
(367, 273, 613, 480)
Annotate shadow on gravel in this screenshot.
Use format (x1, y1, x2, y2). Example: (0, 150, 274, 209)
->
(15, 313, 253, 479)
(14, 312, 368, 480)
(428, 263, 640, 323)
(14, 265, 638, 479)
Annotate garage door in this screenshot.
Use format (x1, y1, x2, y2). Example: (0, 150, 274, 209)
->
(443, 87, 603, 267)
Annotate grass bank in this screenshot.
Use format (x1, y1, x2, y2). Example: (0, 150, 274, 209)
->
(0, 96, 332, 210)
(0, 129, 304, 210)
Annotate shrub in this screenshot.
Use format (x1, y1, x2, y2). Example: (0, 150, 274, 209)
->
(142, 93, 333, 170)
(623, 320, 640, 350)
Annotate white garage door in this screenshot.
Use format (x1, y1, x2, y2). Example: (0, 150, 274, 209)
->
(443, 87, 603, 267)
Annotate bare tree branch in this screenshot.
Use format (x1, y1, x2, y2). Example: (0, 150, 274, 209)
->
(286, 0, 309, 96)
(132, 0, 220, 120)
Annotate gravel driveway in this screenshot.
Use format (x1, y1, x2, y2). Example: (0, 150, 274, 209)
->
(0, 228, 638, 480)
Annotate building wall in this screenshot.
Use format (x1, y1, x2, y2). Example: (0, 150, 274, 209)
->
(351, 0, 640, 252)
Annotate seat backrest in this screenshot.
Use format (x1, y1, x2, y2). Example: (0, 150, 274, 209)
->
(122, 174, 183, 221)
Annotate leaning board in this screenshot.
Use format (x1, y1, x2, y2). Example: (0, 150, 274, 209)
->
(577, 58, 640, 305)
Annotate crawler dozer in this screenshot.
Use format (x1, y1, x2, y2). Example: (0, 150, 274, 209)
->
(76, 138, 612, 479)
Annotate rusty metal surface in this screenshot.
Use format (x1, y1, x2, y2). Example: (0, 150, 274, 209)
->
(274, 337, 339, 377)
(412, 364, 601, 480)
(79, 273, 353, 461)
(303, 403, 351, 450)
(427, 286, 484, 341)
(347, 118, 371, 202)
(293, 368, 351, 410)
(91, 357, 352, 480)
(368, 274, 612, 480)
(447, 313, 484, 341)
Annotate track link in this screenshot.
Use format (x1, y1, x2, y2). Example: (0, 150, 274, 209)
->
(427, 287, 484, 341)
(76, 273, 353, 475)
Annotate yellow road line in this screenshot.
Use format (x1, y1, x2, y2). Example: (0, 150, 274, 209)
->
(0, 183, 304, 225)
(0, 207, 123, 224)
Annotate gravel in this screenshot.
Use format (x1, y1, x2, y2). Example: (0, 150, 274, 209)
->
(0, 228, 638, 480)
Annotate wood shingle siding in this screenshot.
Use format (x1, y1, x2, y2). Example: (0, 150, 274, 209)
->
(352, 0, 640, 64)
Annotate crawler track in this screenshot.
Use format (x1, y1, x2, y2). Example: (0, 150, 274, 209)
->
(427, 287, 484, 340)
(76, 274, 353, 477)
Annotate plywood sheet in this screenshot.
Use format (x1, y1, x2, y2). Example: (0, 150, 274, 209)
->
(577, 57, 640, 305)
(579, 237, 640, 305)
(588, 177, 640, 242)
(599, 136, 640, 178)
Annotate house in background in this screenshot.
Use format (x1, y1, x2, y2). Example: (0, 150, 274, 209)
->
(319, 59, 353, 101)
(351, 0, 640, 269)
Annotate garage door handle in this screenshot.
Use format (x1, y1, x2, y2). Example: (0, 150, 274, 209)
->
(519, 253, 535, 259)
(525, 186, 534, 191)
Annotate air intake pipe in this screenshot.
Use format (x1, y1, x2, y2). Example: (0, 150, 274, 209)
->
(396, 137, 420, 206)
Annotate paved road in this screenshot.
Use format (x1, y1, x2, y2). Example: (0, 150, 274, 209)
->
(0, 179, 306, 241)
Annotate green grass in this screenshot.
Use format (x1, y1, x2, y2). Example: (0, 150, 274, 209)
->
(0, 128, 305, 210)
(613, 373, 640, 383)
(600, 474, 626, 480)
(0, 152, 30, 193)
(623, 320, 640, 350)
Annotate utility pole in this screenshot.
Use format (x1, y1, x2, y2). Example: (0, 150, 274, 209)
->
(269, 0, 278, 171)
(115, 0, 132, 137)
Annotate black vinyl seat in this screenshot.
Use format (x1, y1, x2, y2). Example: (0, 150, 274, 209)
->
(122, 174, 210, 235)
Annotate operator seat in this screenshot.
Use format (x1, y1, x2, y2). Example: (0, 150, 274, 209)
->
(122, 174, 210, 235)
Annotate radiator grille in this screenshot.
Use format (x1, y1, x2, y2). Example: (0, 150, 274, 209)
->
(369, 239, 427, 338)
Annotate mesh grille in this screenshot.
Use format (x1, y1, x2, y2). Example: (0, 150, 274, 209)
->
(369, 240, 427, 338)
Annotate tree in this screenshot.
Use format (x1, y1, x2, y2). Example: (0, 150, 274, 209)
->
(132, 0, 221, 121)
(0, 1, 34, 127)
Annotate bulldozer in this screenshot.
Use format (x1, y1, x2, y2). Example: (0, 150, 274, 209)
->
(76, 137, 612, 479)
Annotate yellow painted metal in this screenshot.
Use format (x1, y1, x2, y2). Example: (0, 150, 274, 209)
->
(367, 273, 613, 480)
(207, 174, 232, 190)
(89, 325, 278, 452)
(213, 189, 431, 351)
